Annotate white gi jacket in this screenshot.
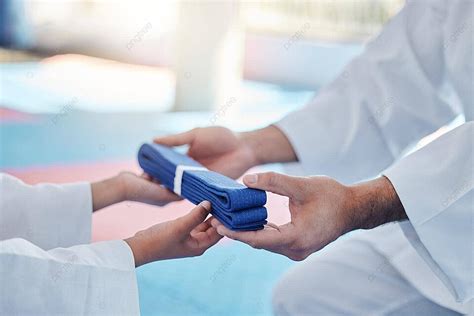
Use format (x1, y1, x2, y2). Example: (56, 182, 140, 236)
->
(0, 174, 139, 315)
(276, 0, 473, 313)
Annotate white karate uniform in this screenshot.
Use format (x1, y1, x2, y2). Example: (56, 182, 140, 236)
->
(273, 0, 473, 314)
(0, 174, 139, 315)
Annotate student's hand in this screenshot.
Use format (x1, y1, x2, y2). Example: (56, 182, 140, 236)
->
(211, 172, 406, 261)
(91, 172, 181, 211)
(125, 201, 223, 266)
(119, 171, 181, 206)
(154, 126, 257, 179)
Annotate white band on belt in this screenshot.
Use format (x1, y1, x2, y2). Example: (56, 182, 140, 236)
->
(173, 165, 208, 195)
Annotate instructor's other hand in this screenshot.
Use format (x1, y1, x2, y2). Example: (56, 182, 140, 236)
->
(154, 127, 257, 179)
(125, 201, 222, 267)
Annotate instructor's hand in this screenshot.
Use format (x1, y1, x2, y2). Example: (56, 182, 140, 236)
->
(125, 201, 222, 267)
(211, 172, 405, 261)
(154, 127, 258, 179)
(211, 173, 351, 261)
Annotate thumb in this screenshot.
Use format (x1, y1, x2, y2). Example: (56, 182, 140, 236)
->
(175, 201, 212, 234)
(154, 129, 197, 147)
(243, 172, 298, 198)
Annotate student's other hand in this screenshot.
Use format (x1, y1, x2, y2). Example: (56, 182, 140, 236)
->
(154, 127, 257, 179)
(119, 171, 181, 206)
(125, 201, 222, 266)
(91, 172, 181, 211)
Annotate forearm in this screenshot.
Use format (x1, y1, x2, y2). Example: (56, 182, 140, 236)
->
(344, 176, 407, 233)
(239, 125, 298, 166)
(91, 175, 126, 212)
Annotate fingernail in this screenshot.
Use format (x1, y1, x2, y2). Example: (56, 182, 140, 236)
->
(199, 200, 211, 211)
(244, 174, 258, 184)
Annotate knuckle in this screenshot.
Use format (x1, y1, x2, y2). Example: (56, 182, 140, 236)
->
(293, 178, 311, 199)
(266, 172, 278, 187)
(295, 180, 308, 193)
(193, 205, 209, 219)
(197, 205, 209, 216)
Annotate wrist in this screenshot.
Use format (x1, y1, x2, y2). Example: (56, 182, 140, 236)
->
(345, 176, 407, 232)
(115, 172, 129, 202)
(239, 131, 263, 167)
(91, 175, 127, 211)
(124, 236, 145, 267)
(124, 230, 154, 267)
(239, 125, 297, 166)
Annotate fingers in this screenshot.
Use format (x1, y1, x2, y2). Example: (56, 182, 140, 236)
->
(135, 178, 182, 205)
(154, 187, 182, 202)
(154, 129, 196, 147)
(122, 172, 181, 205)
(190, 217, 213, 236)
(186, 216, 223, 255)
(141, 173, 162, 185)
(211, 219, 310, 260)
(191, 225, 223, 249)
(243, 172, 299, 198)
(211, 218, 314, 261)
(175, 201, 212, 234)
(210, 218, 287, 252)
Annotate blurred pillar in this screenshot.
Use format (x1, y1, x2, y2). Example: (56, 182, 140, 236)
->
(173, 1, 243, 111)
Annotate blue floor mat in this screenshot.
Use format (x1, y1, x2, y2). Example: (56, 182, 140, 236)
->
(137, 241, 295, 316)
(0, 111, 166, 168)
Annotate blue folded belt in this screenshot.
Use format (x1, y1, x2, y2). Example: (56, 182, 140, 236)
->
(138, 143, 267, 231)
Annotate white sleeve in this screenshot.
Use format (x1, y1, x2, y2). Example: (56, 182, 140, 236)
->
(0, 238, 139, 315)
(383, 122, 473, 304)
(0, 173, 92, 250)
(276, 0, 460, 183)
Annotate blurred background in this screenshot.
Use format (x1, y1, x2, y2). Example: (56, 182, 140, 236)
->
(0, 1, 404, 315)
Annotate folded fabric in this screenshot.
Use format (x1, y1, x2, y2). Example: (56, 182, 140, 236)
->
(138, 143, 267, 230)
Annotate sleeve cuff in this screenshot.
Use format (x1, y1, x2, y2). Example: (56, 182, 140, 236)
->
(275, 109, 323, 175)
(383, 166, 430, 226)
(60, 240, 136, 271)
